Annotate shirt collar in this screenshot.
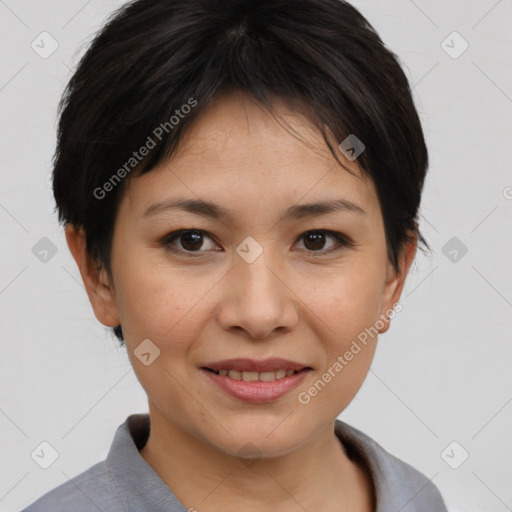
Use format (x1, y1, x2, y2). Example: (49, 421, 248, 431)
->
(106, 413, 188, 512)
(334, 419, 442, 512)
(106, 413, 424, 512)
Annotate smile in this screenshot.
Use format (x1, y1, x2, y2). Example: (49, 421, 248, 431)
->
(200, 366, 311, 403)
(205, 368, 297, 381)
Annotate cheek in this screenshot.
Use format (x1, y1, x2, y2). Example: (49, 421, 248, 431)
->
(296, 265, 382, 408)
(114, 256, 215, 410)
(304, 262, 383, 340)
(113, 250, 219, 348)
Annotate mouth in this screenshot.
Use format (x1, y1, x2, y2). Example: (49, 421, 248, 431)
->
(199, 358, 313, 403)
(202, 367, 305, 382)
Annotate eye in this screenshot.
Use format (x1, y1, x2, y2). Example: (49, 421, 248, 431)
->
(160, 229, 353, 257)
(160, 229, 220, 255)
(295, 230, 353, 255)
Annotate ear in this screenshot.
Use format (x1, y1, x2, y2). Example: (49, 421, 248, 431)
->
(64, 224, 120, 328)
(377, 230, 418, 334)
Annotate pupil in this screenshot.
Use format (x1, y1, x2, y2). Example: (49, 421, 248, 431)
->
(304, 232, 325, 250)
(179, 232, 327, 252)
(181, 231, 202, 251)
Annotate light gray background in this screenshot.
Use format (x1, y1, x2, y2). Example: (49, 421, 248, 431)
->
(1, 1, 511, 511)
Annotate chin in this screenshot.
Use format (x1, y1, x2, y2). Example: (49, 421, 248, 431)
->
(201, 411, 311, 456)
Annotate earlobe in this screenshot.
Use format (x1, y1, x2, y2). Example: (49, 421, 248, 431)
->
(64, 224, 120, 328)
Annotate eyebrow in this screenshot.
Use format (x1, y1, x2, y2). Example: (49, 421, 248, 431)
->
(142, 197, 366, 221)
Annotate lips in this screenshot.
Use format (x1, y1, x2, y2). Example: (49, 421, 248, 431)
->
(201, 357, 311, 373)
(199, 358, 313, 403)
(201, 367, 311, 403)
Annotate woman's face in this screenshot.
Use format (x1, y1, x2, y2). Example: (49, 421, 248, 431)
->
(75, 92, 415, 457)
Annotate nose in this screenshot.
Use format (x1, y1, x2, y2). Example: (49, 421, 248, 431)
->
(216, 247, 299, 340)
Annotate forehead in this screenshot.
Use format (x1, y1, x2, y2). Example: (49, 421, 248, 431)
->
(121, 93, 379, 221)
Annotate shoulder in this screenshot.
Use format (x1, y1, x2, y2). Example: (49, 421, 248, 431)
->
(20, 460, 124, 512)
(335, 419, 448, 512)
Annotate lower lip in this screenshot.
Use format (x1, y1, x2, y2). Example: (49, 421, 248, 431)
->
(201, 368, 311, 403)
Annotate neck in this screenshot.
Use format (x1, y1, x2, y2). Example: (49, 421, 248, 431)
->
(138, 403, 374, 512)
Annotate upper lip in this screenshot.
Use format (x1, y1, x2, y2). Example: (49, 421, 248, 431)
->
(202, 358, 311, 372)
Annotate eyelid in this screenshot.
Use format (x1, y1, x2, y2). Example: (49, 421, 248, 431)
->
(160, 229, 221, 255)
(160, 228, 354, 256)
(297, 230, 355, 256)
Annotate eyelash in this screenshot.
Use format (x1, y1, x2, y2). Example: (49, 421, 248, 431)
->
(159, 229, 354, 258)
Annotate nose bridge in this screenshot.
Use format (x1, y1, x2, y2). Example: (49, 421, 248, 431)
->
(235, 240, 282, 306)
(220, 237, 296, 339)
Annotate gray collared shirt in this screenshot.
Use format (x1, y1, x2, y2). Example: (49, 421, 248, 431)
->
(22, 413, 448, 511)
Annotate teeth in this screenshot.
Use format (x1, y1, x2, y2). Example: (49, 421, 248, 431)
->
(242, 371, 259, 381)
(215, 369, 298, 381)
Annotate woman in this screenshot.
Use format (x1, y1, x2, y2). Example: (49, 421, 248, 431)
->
(23, 0, 448, 510)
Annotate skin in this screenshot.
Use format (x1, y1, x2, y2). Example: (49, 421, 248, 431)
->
(66, 91, 417, 512)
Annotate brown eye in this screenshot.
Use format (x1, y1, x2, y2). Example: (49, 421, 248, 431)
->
(161, 228, 352, 258)
(303, 232, 328, 251)
(162, 229, 219, 254)
(296, 230, 352, 254)
(179, 231, 204, 251)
